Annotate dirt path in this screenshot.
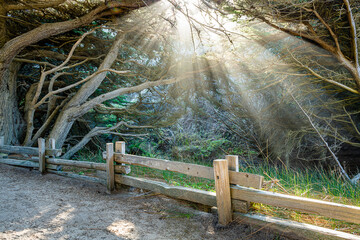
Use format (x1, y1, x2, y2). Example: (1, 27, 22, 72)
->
(0, 164, 289, 240)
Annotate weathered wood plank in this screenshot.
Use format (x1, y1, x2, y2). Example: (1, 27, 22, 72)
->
(233, 212, 360, 240)
(231, 186, 360, 225)
(38, 138, 46, 174)
(114, 174, 248, 212)
(47, 170, 106, 185)
(47, 138, 61, 157)
(45, 148, 62, 156)
(0, 155, 128, 174)
(214, 159, 232, 225)
(229, 171, 263, 189)
(110, 164, 129, 174)
(226, 155, 239, 172)
(226, 155, 249, 213)
(46, 164, 61, 171)
(0, 158, 59, 170)
(0, 145, 61, 156)
(115, 141, 126, 154)
(115, 165, 131, 174)
(44, 158, 130, 174)
(115, 154, 214, 178)
(115, 174, 217, 206)
(0, 136, 4, 146)
(47, 158, 106, 170)
(106, 143, 115, 194)
(115, 141, 127, 171)
(115, 154, 263, 189)
(0, 145, 38, 155)
(0, 158, 38, 168)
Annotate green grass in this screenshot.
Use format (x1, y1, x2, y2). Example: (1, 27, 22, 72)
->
(129, 165, 215, 191)
(241, 163, 359, 206)
(71, 150, 360, 235)
(74, 149, 106, 163)
(129, 158, 360, 235)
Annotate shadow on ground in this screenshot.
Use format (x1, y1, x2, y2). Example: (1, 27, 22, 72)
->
(0, 164, 291, 240)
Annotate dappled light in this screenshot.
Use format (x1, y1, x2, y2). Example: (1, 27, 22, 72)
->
(107, 220, 137, 238)
(1, 0, 360, 238)
(107, 0, 360, 170)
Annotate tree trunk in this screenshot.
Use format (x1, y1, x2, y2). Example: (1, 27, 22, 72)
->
(0, 62, 24, 144)
(0, 3, 7, 48)
(48, 33, 124, 148)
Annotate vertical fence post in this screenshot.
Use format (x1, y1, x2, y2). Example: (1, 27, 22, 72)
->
(0, 136, 8, 159)
(49, 138, 56, 150)
(48, 138, 56, 157)
(115, 141, 126, 166)
(106, 143, 115, 194)
(226, 155, 249, 213)
(38, 138, 46, 174)
(48, 138, 61, 171)
(226, 155, 239, 172)
(213, 159, 232, 225)
(115, 141, 126, 155)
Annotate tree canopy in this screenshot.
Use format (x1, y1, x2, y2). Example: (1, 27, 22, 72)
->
(0, 0, 359, 172)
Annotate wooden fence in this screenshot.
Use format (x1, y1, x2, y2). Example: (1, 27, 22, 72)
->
(0, 136, 360, 238)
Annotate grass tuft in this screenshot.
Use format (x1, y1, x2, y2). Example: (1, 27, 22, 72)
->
(70, 150, 360, 235)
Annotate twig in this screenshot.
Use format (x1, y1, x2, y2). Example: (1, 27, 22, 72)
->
(288, 91, 352, 183)
(263, 171, 289, 194)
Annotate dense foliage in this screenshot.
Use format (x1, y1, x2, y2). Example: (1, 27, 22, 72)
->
(0, 0, 359, 177)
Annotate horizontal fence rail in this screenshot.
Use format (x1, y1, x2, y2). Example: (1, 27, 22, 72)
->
(231, 186, 360, 225)
(1, 136, 360, 238)
(115, 154, 264, 189)
(47, 158, 131, 174)
(0, 145, 61, 156)
(114, 174, 249, 213)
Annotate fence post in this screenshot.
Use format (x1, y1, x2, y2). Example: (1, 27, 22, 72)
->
(106, 143, 115, 194)
(226, 155, 249, 213)
(115, 141, 126, 167)
(38, 138, 46, 174)
(48, 138, 62, 171)
(213, 159, 232, 225)
(226, 155, 239, 172)
(0, 136, 5, 159)
(48, 138, 56, 156)
(115, 141, 125, 155)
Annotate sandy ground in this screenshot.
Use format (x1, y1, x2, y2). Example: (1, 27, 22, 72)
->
(0, 164, 290, 240)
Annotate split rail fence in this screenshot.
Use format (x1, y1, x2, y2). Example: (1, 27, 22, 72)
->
(1, 136, 360, 230)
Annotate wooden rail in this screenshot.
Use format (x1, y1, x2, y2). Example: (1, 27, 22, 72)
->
(113, 153, 360, 225)
(115, 154, 264, 189)
(0, 144, 61, 156)
(114, 174, 248, 213)
(0, 158, 59, 171)
(47, 158, 130, 174)
(1, 136, 359, 238)
(113, 165, 360, 224)
(231, 186, 360, 225)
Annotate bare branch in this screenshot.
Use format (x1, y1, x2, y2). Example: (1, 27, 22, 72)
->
(343, 0, 360, 74)
(62, 121, 151, 158)
(289, 50, 359, 94)
(289, 91, 352, 183)
(34, 69, 131, 109)
(6, 0, 67, 11)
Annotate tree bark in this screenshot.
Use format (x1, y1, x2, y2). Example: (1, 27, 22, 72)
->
(0, 2, 128, 145)
(0, 62, 23, 144)
(48, 33, 125, 148)
(0, 2, 7, 48)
